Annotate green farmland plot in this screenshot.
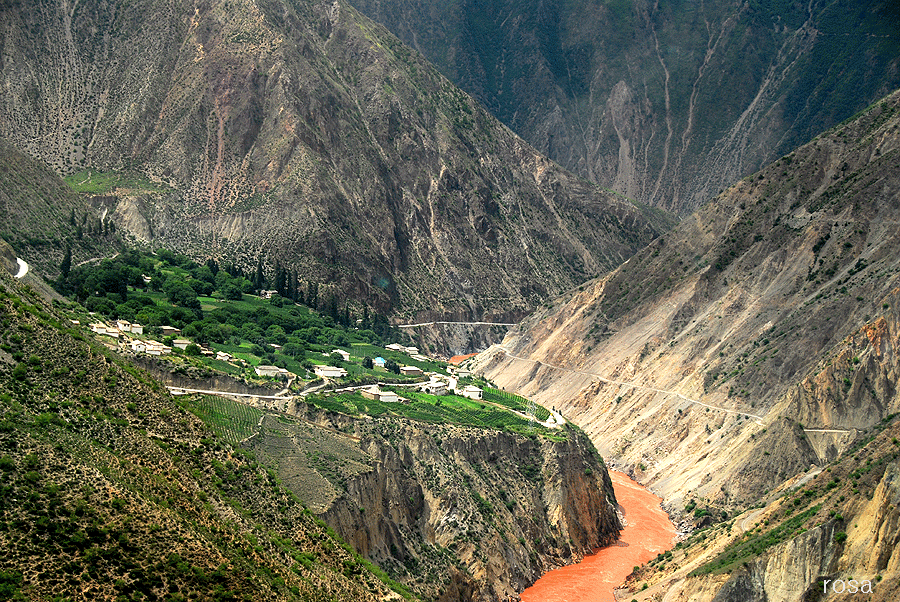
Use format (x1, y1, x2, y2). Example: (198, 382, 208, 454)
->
(483, 387, 550, 421)
(307, 388, 557, 437)
(187, 395, 264, 446)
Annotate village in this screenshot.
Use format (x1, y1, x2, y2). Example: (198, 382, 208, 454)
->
(82, 317, 488, 403)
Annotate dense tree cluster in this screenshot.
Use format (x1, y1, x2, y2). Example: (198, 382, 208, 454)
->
(54, 248, 398, 353)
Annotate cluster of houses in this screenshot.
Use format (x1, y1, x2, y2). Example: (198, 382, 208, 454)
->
(90, 320, 229, 359)
(89, 320, 484, 400)
(91, 320, 173, 356)
(90, 319, 144, 338)
(384, 342, 430, 362)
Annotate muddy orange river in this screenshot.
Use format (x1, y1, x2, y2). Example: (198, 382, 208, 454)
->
(520, 471, 676, 602)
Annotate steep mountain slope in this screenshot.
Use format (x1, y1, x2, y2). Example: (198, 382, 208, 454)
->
(0, 138, 119, 276)
(0, 0, 661, 318)
(0, 272, 401, 601)
(477, 90, 900, 514)
(352, 0, 900, 215)
(631, 415, 900, 602)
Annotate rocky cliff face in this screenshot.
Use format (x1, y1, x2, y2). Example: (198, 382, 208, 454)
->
(0, 0, 662, 316)
(251, 408, 620, 601)
(352, 0, 900, 215)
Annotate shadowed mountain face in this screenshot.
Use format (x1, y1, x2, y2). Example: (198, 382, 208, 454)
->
(351, 0, 900, 215)
(0, 0, 662, 317)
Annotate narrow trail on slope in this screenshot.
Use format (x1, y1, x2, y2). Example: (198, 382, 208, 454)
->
(495, 346, 856, 434)
(495, 345, 766, 422)
(397, 321, 519, 328)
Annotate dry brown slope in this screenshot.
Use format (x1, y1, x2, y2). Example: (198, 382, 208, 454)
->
(477, 90, 900, 511)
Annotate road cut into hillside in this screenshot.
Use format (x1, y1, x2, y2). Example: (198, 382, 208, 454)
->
(520, 471, 675, 602)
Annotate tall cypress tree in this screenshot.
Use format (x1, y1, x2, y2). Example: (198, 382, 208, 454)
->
(253, 258, 265, 291)
(57, 245, 72, 292)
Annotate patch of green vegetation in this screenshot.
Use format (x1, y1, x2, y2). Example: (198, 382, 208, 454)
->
(690, 505, 822, 576)
(56, 247, 401, 381)
(307, 389, 561, 439)
(185, 396, 264, 446)
(64, 169, 167, 194)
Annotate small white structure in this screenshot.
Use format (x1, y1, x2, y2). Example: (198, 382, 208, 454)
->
(116, 319, 132, 332)
(130, 340, 147, 353)
(172, 339, 192, 350)
(260, 290, 278, 299)
(130, 323, 144, 335)
(331, 349, 350, 362)
(411, 354, 429, 362)
(404, 346, 419, 355)
(460, 385, 483, 401)
(314, 365, 348, 379)
(216, 351, 233, 362)
(256, 365, 290, 378)
(400, 365, 423, 376)
(452, 366, 472, 378)
(160, 326, 181, 336)
(419, 379, 447, 396)
(361, 386, 399, 403)
(144, 341, 171, 356)
(90, 322, 107, 334)
(385, 343, 404, 352)
(378, 389, 399, 403)
(373, 357, 386, 370)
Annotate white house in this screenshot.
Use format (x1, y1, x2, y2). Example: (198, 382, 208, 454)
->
(385, 343, 404, 352)
(331, 349, 350, 362)
(403, 346, 419, 355)
(130, 323, 144, 335)
(373, 357, 386, 370)
(378, 389, 399, 403)
(452, 366, 472, 378)
(130, 340, 147, 353)
(314, 365, 347, 379)
(144, 340, 171, 356)
(361, 386, 400, 403)
(90, 322, 110, 335)
(216, 351, 233, 362)
(461, 385, 483, 401)
(172, 339, 192, 350)
(116, 319, 132, 332)
(256, 365, 290, 378)
(419, 379, 447, 396)
(400, 365, 423, 376)
(160, 326, 181, 337)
